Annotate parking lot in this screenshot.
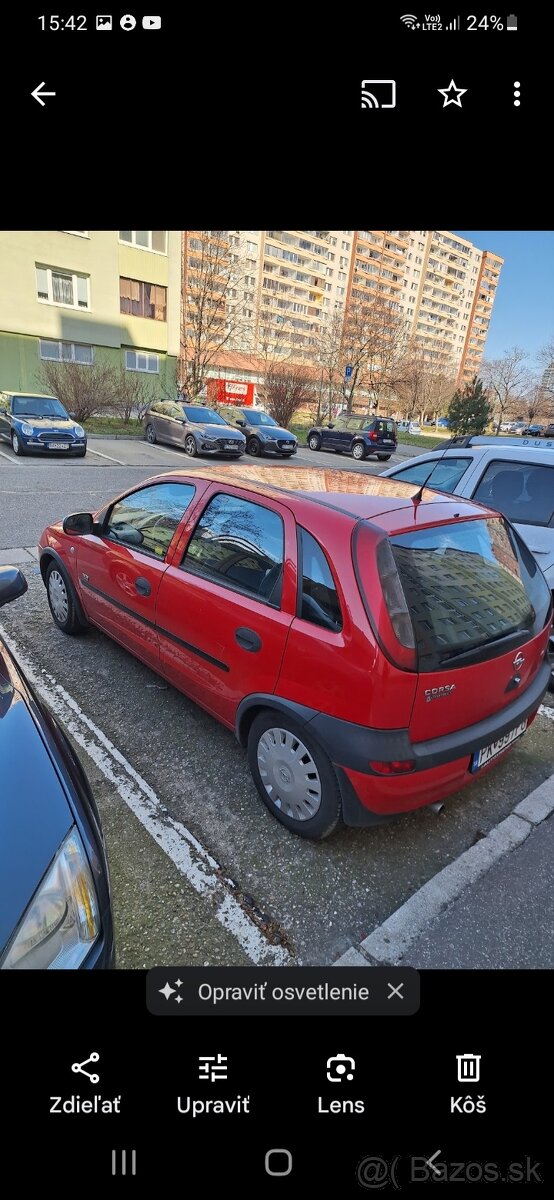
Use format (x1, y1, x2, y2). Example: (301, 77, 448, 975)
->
(1, 436, 553, 967)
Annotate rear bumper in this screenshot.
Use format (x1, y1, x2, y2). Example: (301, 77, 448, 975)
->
(312, 659, 551, 824)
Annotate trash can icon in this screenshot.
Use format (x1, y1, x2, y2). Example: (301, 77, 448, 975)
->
(456, 1054, 481, 1083)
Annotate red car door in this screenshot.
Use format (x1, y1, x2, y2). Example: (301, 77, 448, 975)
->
(155, 485, 297, 727)
(76, 480, 199, 670)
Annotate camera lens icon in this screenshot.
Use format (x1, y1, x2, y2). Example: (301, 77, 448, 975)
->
(326, 1053, 356, 1083)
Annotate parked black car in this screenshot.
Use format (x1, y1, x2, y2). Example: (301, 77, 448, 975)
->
(0, 567, 113, 968)
(0, 392, 87, 457)
(217, 405, 298, 457)
(306, 415, 397, 461)
(541, 423, 554, 439)
(144, 402, 246, 457)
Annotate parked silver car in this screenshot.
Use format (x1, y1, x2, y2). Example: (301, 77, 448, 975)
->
(144, 402, 246, 458)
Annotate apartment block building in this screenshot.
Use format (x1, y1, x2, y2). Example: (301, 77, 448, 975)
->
(0, 230, 181, 396)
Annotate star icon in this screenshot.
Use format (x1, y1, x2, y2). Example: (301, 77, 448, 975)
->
(174, 978, 183, 988)
(438, 79, 467, 107)
(159, 982, 175, 1001)
(175, 995, 183, 1004)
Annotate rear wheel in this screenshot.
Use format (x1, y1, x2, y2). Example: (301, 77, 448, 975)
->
(247, 437, 261, 456)
(145, 423, 157, 444)
(247, 711, 342, 839)
(184, 434, 197, 457)
(308, 433, 321, 451)
(377, 454, 391, 461)
(351, 441, 366, 460)
(45, 562, 88, 635)
(11, 432, 25, 456)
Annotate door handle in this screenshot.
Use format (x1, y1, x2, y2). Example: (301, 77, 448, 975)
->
(135, 577, 151, 597)
(235, 627, 262, 652)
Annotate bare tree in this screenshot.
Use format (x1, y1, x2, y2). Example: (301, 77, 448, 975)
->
(312, 310, 344, 423)
(262, 361, 313, 429)
(36, 359, 115, 423)
(522, 379, 552, 424)
(110, 367, 159, 423)
(339, 296, 408, 415)
(481, 347, 531, 434)
(179, 231, 254, 398)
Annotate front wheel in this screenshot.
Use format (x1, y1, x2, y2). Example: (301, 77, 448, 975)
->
(184, 434, 197, 457)
(351, 441, 366, 460)
(45, 563, 88, 636)
(377, 454, 391, 462)
(247, 437, 261, 457)
(11, 432, 26, 456)
(308, 433, 321, 451)
(145, 423, 157, 445)
(247, 711, 342, 839)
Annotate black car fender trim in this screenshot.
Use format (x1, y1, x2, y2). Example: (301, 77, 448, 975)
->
(39, 548, 88, 626)
(235, 694, 319, 745)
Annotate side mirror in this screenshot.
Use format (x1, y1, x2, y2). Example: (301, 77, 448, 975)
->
(63, 512, 95, 535)
(69, 411, 77, 420)
(236, 419, 245, 426)
(327, 423, 334, 429)
(0, 566, 28, 609)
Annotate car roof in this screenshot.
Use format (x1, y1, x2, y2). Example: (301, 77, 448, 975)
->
(443, 435, 554, 451)
(137, 465, 493, 530)
(1, 390, 58, 399)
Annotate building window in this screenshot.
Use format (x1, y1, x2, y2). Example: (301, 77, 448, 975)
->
(120, 277, 167, 321)
(125, 350, 159, 373)
(246, 240, 257, 255)
(119, 231, 167, 254)
(36, 265, 90, 309)
(39, 339, 93, 364)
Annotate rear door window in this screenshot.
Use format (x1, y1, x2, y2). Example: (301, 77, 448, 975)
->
(390, 517, 550, 670)
(374, 419, 396, 436)
(388, 456, 472, 492)
(472, 460, 554, 527)
(182, 493, 284, 605)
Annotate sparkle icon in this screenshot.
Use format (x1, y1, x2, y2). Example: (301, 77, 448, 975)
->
(159, 982, 176, 1001)
(438, 79, 467, 107)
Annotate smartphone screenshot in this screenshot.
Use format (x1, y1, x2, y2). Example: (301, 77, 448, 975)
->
(1, 6, 552, 1191)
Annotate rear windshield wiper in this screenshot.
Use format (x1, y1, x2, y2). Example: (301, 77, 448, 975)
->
(438, 628, 531, 667)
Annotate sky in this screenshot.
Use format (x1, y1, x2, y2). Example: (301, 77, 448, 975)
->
(454, 231, 554, 369)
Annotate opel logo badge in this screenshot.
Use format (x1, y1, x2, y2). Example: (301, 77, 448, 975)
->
(512, 652, 525, 670)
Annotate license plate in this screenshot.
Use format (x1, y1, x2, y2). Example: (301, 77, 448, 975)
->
(48, 442, 69, 449)
(383, 439, 394, 445)
(283, 442, 293, 447)
(471, 720, 528, 772)
(224, 442, 236, 449)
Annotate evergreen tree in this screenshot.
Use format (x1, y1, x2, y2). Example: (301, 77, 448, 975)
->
(447, 376, 492, 435)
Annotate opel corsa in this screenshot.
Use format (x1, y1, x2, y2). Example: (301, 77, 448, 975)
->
(38, 467, 552, 839)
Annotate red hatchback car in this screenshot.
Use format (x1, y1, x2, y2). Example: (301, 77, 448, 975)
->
(38, 466, 552, 839)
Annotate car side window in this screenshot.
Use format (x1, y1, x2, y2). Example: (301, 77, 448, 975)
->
(298, 528, 342, 631)
(472, 461, 554, 526)
(182, 493, 284, 605)
(105, 482, 196, 559)
(388, 457, 471, 492)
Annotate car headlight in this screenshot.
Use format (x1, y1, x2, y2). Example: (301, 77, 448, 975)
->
(73, 424, 85, 438)
(1, 828, 100, 970)
(20, 423, 34, 436)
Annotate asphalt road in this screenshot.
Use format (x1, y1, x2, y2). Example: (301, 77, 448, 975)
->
(2, 437, 553, 968)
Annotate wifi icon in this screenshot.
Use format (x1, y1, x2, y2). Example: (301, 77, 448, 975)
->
(400, 13, 418, 26)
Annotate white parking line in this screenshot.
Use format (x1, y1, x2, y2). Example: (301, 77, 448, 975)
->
(0, 447, 17, 464)
(86, 446, 126, 465)
(0, 625, 290, 966)
(539, 704, 554, 721)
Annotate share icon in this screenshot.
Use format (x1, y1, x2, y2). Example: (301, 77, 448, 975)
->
(71, 1052, 100, 1084)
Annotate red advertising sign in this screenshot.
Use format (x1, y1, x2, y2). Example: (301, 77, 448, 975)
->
(206, 379, 255, 406)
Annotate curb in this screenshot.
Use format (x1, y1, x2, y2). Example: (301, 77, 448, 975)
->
(334, 765, 554, 967)
(86, 433, 144, 441)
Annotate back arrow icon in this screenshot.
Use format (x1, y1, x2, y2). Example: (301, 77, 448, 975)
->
(32, 82, 56, 106)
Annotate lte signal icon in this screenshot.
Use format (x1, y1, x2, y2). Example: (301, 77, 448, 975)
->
(456, 1053, 481, 1083)
(96, 14, 113, 29)
(143, 15, 162, 28)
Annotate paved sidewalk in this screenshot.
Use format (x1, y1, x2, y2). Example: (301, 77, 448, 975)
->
(336, 758, 554, 970)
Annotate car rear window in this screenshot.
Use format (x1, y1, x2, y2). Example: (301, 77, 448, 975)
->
(373, 419, 396, 435)
(390, 517, 549, 669)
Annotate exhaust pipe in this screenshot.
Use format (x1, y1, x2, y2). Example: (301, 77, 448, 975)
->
(430, 801, 445, 814)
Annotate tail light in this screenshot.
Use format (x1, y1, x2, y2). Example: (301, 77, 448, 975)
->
(353, 526, 417, 672)
(369, 431, 378, 441)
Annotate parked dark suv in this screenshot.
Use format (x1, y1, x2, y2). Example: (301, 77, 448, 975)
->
(307, 415, 397, 461)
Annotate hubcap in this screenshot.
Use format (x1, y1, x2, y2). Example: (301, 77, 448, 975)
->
(185, 437, 195, 454)
(256, 727, 322, 821)
(353, 444, 364, 458)
(12, 435, 19, 453)
(147, 426, 155, 443)
(49, 570, 69, 623)
(309, 438, 319, 450)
